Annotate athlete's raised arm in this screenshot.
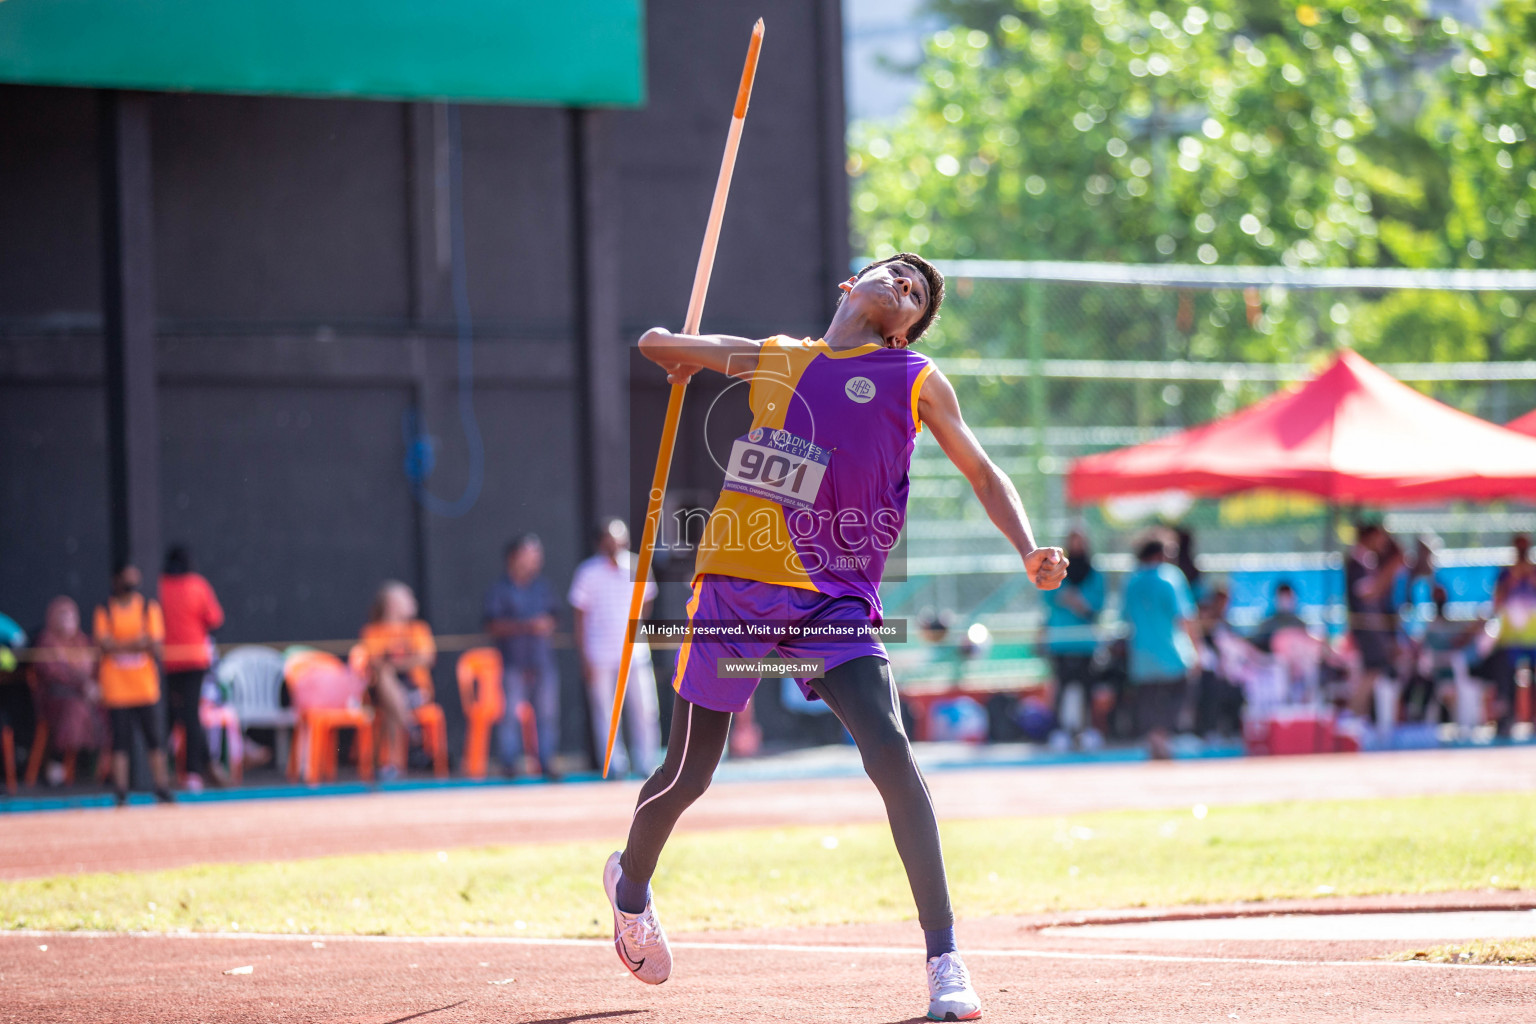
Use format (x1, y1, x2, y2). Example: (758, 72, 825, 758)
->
(638, 327, 767, 384)
(918, 367, 1068, 590)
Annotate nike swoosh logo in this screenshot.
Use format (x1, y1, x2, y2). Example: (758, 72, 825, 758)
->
(620, 946, 646, 971)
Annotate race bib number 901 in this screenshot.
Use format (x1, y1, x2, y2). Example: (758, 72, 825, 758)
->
(722, 428, 830, 511)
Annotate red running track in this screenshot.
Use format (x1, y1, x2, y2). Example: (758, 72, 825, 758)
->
(5, 747, 1536, 1022)
(5, 914, 1535, 1024)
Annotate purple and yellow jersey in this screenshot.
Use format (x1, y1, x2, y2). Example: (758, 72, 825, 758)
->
(692, 336, 935, 617)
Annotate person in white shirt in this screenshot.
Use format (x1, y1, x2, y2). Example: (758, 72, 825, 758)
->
(570, 518, 659, 777)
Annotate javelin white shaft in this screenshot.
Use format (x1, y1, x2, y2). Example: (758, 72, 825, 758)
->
(683, 114, 747, 335)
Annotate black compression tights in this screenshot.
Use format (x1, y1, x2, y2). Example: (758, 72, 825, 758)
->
(619, 656, 954, 930)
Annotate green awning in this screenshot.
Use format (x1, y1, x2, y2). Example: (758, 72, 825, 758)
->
(0, 0, 644, 106)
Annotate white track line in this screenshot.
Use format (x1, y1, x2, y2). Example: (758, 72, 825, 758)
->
(8, 929, 1535, 973)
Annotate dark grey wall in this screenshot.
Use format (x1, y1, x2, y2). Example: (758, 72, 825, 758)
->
(1, 382, 111, 601)
(0, 87, 101, 319)
(157, 383, 421, 640)
(152, 94, 413, 325)
(0, 0, 848, 758)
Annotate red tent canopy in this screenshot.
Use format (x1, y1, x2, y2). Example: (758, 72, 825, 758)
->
(1507, 408, 1536, 437)
(1066, 350, 1536, 505)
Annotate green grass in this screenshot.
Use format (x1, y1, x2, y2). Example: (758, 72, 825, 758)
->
(1389, 939, 1536, 964)
(4, 793, 1533, 938)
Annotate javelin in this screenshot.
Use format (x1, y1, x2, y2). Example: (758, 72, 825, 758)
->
(604, 19, 766, 777)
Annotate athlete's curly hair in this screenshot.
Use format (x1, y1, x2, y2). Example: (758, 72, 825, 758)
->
(838, 252, 945, 343)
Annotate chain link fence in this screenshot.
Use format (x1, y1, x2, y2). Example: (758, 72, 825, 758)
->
(885, 260, 1536, 632)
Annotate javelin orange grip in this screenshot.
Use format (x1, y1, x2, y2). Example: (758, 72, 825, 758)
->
(604, 19, 765, 778)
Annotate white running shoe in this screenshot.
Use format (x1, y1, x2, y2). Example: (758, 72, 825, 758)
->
(926, 951, 982, 1021)
(602, 851, 672, 985)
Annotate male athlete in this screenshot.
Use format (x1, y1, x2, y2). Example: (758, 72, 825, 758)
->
(604, 253, 1067, 1021)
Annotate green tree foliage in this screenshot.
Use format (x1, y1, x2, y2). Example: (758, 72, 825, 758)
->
(1415, 2, 1536, 361)
(853, 0, 1446, 268)
(849, 0, 1536, 376)
(1421, 1, 1536, 271)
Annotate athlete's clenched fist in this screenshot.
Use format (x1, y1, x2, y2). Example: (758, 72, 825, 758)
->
(1024, 547, 1069, 590)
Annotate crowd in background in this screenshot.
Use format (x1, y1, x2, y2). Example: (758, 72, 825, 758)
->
(4, 518, 1534, 796)
(1027, 522, 1533, 760)
(0, 518, 660, 798)
(1032, 526, 1209, 759)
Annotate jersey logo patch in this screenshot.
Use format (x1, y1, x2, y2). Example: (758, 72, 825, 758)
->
(845, 376, 876, 404)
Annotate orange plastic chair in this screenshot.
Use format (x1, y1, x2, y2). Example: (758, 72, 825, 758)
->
(457, 648, 507, 779)
(349, 644, 448, 779)
(26, 719, 109, 787)
(415, 702, 450, 778)
(23, 719, 47, 786)
(12, 725, 80, 792)
(285, 650, 373, 785)
(457, 647, 537, 776)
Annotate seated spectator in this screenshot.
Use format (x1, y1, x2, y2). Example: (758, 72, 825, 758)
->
(1491, 533, 1536, 735)
(1193, 584, 1245, 738)
(1250, 582, 1308, 653)
(1394, 535, 1441, 685)
(778, 676, 849, 746)
(0, 610, 24, 670)
(358, 581, 436, 779)
(1346, 523, 1405, 721)
(95, 564, 175, 805)
(1396, 535, 1440, 614)
(1413, 585, 1486, 727)
(888, 608, 954, 677)
(30, 597, 105, 782)
(918, 609, 953, 646)
(0, 610, 29, 774)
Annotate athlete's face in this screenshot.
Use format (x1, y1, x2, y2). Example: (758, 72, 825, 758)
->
(844, 261, 929, 347)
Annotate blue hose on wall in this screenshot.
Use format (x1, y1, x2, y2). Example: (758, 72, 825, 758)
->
(404, 102, 485, 518)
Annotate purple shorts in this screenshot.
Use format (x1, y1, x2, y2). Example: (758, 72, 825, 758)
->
(672, 574, 887, 713)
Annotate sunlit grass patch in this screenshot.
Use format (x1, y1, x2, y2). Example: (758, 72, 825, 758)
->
(3, 792, 1533, 938)
(1388, 938, 1536, 965)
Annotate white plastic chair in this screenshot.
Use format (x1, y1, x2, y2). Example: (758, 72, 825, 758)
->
(216, 645, 295, 770)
